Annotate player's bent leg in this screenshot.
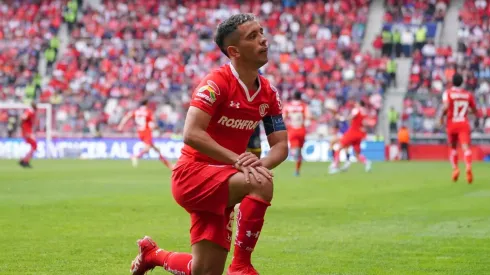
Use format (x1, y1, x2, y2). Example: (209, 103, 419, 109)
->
(191, 240, 228, 275)
(20, 137, 37, 168)
(132, 144, 150, 167)
(227, 172, 273, 274)
(152, 144, 173, 169)
(352, 142, 371, 172)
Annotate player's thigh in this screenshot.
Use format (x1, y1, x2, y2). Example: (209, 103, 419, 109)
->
(352, 140, 362, 154)
(228, 171, 273, 207)
(339, 133, 353, 149)
(191, 239, 228, 275)
(172, 163, 237, 215)
(447, 132, 458, 149)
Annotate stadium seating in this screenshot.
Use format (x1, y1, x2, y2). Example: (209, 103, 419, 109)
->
(38, 0, 382, 136)
(402, 0, 490, 134)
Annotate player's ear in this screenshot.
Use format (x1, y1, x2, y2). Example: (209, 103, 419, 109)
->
(227, 46, 240, 58)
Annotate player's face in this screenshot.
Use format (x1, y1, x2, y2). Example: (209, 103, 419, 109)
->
(237, 21, 268, 67)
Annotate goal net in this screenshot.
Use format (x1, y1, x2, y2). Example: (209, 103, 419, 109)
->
(0, 102, 53, 159)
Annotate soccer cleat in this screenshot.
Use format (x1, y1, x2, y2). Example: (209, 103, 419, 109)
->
(340, 162, 351, 171)
(294, 171, 300, 177)
(329, 166, 340, 175)
(227, 264, 259, 275)
(466, 169, 473, 184)
(131, 156, 139, 168)
(18, 160, 32, 168)
(365, 160, 372, 172)
(130, 236, 158, 275)
(452, 168, 460, 182)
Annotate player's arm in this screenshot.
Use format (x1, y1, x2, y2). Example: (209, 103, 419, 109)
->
(183, 106, 241, 164)
(117, 112, 133, 131)
(261, 115, 288, 169)
(439, 93, 449, 125)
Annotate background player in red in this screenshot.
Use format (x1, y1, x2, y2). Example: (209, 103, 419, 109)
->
(329, 101, 372, 174)
(118, 99, 172, 169)
(283, 91, 311, 176)
(439, 73, 479, 184)
(129, 14, 289, 275)
(19, 102, 37, 168)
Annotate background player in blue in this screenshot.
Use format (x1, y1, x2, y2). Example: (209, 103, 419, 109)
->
(329, 116, 351, 165)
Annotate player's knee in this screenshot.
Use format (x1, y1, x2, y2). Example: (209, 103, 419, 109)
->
(31, 142, 38, 150)
(249, 179, 274, 202)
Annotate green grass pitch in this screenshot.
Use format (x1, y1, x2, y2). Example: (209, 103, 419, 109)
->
(1, 160, 489, 275)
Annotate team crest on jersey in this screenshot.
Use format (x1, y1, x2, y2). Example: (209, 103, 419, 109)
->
(259, 103, 269, 117)
(196, 85, 217, 105)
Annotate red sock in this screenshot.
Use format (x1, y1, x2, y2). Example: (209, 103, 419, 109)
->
(134, 150, 146, 159)
(333, 150, 340, 167)
(464, 150, 472, 170)
(159, 155, 172, 169)
(449, 149, 458, 169)
(150, 250, 192, 275)
(231, 196, 270, 267)
(22, 148, 35, 162)
(358, 154, 367, 165)
(295, 158, 302, 173)
(225, 206, 234, 243)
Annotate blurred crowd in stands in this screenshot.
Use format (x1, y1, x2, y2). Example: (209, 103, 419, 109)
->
(1, 0, 387, 138)
(402, 0, 490, 134)
(2, 0, 488, 139)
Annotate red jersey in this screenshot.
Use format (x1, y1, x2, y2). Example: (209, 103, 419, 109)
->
(180, 63, 283, 164)
(21, 108, 36, 134)
(442, 87, 476, 127)
(348, 107, 367, 132)
(131, 106, 153, 134)
(284, 100, 309, 130)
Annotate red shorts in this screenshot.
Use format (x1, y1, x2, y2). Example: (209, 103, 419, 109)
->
(447, 123, 471, 145)
(340, 130, 366, 152)
(171, 160, 238, 250)
(138, 131, 153, 145)
(22, 132, 37, 150)
(288, 128, 306, 149)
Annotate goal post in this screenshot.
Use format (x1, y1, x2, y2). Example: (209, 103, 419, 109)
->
(0, 102, 53, 158)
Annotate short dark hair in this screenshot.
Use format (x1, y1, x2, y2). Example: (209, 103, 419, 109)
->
(31, 102, 37, 109)
(359, 100, 366, 107)
(214, 13, 256, 57)
(293, 91, 302, 100)
(140, 99, 149, 106)
(452, 73, 463, 87)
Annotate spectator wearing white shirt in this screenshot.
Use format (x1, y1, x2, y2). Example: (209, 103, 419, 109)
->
(401, 28, 414, 57)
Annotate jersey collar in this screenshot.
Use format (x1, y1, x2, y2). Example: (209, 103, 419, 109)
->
(229, 63, 261, 102)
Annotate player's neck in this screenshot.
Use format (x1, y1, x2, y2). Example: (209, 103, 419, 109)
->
(230, 60, 259, 90)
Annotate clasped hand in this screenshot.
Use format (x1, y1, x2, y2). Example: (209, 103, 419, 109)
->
(234, 152, 273, 184)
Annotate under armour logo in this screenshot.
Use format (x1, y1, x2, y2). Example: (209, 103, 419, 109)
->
(230, 101, 240, 108)
(246, 231, 260, 238)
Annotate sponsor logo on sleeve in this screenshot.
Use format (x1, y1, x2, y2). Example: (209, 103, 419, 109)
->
(195, 85, 217, 105)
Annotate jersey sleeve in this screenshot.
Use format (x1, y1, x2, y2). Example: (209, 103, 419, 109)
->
(190, 72, 228, 116)
(262, 84, 286, 135)
(442, 91, 448, 103)
(351, 108, 359, 116)
(268, 85, 283, 116)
